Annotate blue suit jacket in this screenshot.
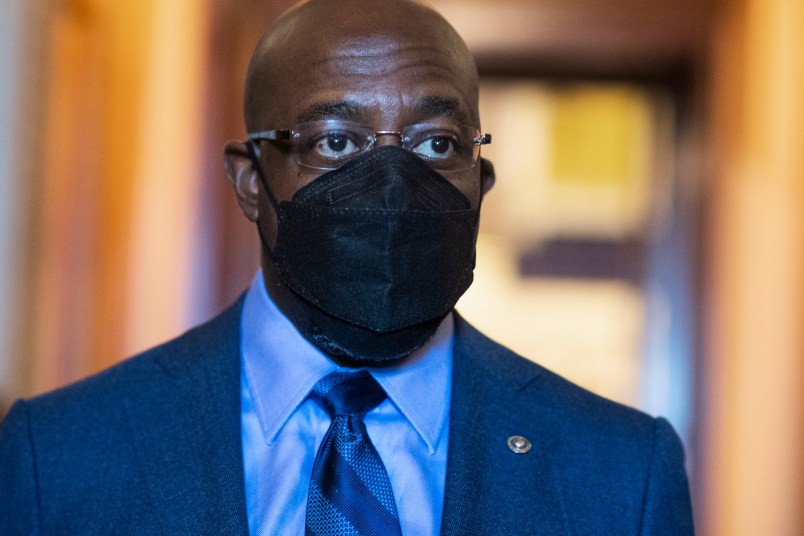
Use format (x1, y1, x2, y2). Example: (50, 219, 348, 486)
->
(0, 297, 693, 534)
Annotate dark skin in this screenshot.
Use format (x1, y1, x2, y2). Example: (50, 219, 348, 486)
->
(224, 0, 495, 364)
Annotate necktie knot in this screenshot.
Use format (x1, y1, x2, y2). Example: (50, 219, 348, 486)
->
(309, 371, 387, 418)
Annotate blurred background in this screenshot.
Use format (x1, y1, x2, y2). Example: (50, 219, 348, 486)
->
(0, 0, 802, 534)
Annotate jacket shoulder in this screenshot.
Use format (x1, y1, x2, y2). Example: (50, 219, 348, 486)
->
(0, 297, 246, 534)
(448, 315, 693, 534)
(453, 313, 658, 434)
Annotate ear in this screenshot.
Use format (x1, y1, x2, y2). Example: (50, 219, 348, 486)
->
(224, 140, 261, 221)
(480, 157, 495, 196)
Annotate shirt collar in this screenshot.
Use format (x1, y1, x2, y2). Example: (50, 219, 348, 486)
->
(241, 271, 453, 454)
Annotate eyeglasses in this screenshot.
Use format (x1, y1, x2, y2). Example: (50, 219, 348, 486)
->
(248, 119, 491, 172)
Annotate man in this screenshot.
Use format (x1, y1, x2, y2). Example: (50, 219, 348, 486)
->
(0, 0, 694, 534)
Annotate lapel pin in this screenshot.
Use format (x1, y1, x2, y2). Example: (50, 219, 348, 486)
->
(507, 435, 532, 454)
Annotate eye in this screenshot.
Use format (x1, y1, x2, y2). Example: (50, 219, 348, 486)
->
(411, 135, 458, 160)
(311, 132, 361, 159)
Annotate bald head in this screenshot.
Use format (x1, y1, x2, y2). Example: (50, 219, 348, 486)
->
(243, 0, 479, 132)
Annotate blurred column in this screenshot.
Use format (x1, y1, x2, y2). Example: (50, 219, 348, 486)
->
(123, 0, 211, 355)
(29, 0, 154, 393)
(0, 0, 27, 408)
(0, 0, 52, 407)
(703, 0, 804, 534)
(22, 0, 211, 395)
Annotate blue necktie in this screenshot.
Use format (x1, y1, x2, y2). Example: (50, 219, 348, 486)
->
(305, 371, 403, 536)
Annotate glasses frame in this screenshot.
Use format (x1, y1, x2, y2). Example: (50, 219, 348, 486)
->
(248, 120, 492, 172)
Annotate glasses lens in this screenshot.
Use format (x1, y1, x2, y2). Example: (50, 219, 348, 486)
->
(291, 120, 374, 169)
(402, 123, 481, 171)
(286, 120, 482, 171)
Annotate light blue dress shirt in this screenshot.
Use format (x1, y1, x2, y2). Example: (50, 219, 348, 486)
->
(240, 272, 453, 535)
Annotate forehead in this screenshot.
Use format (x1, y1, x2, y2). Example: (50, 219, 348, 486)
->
(255, 24, 479, 128)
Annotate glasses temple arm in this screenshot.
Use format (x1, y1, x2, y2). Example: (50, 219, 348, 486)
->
(247, 129, 292, 141)
(474, 133, 492, 145)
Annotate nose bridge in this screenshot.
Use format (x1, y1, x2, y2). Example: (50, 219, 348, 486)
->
(373, 131, 404, 148)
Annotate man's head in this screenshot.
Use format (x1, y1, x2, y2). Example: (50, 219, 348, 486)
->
(224, 0, 494, 364)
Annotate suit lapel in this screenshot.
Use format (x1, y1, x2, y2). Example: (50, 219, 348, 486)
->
(440, 316, 573, 536)
(123, 298, 249, 535)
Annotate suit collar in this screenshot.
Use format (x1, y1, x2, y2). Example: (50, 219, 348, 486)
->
(440, 315, 573, 535)
(123, 297, 249, 535)
(241, 271, 453, 455)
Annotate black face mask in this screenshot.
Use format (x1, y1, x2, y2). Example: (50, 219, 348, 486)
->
(251, 145, 480, 363)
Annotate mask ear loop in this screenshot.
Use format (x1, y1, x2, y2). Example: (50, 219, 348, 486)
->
(467, 167, 486, 270)
(246, 140, 281, 212)
(246, 140, 280, 259)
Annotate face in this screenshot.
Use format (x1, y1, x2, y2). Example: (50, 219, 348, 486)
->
(225, 0, 494, 250)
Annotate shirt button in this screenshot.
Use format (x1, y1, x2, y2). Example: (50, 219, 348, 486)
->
(507, 435, 532, 454)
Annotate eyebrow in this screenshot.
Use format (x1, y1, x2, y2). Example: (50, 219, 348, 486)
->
(297, 102, 365, 124)
(295, 96, 470, 126)
(413, 96, 466, 123)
